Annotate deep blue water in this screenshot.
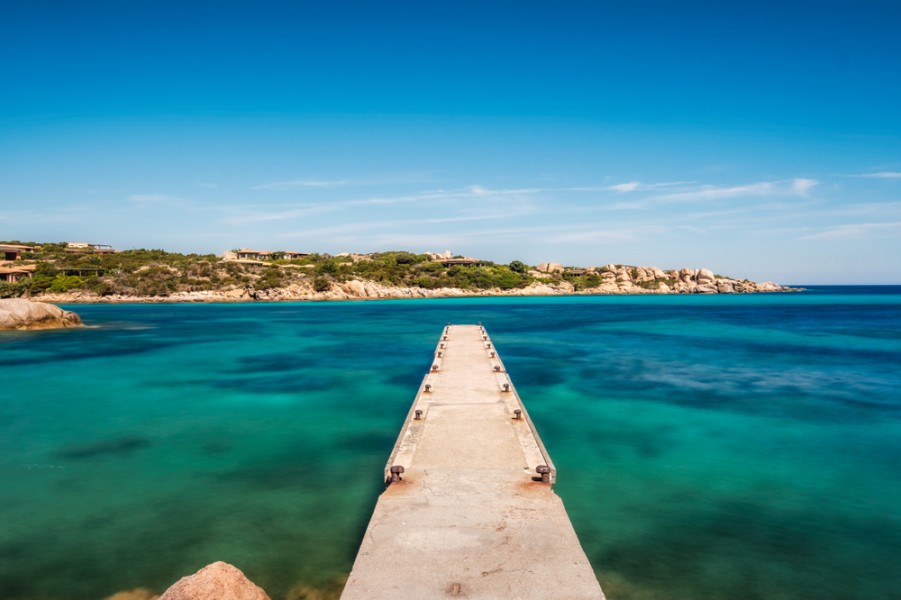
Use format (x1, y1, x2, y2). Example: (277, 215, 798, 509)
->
(2, 288, 900, 599)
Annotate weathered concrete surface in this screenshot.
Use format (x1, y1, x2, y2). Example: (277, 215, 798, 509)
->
(341, 325, 604, 600)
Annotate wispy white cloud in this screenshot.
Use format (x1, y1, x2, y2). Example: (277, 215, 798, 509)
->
(826, 201, 901, 217)
(606, 181, 695, 193)
(353, 185, 544, 205)
(655, 182, 775, 202)
(196, 182, 218, 189)
(858, 171, 901, 179)
(670, 202, 798, 223)
(801, 221, 901, 240)
(468, 185, 543, 196)
(220, 203, 338, 225)
(223, 185, 548, 225)
(0, 209, 79, 223)
(675, 224, 709, 234)
(545, 224, 668, 244)
(274, 206, 541, 238)
(653, 178, 816, 202)
(128, 193, 182, 203)
(609, 201, 648, 210)
(297, 221, 670, 251)
(253, 179, 349, 190)
(252, 172, 448, 191)
(556, 186, 608, 192)
(792, 178, 818, 195)
(608, 181, 641, 192)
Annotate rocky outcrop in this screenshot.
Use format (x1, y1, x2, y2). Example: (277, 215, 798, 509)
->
(535, 262, 564, 274)
(158, 562, 270, 600)
(0, 298, 82, 330)
(564, 265, 794, 296)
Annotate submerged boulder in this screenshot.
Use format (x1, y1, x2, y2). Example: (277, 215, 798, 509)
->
(158, 562, 270, 600)
(104, 589, 159, 600)
(0, 298, 82, 330)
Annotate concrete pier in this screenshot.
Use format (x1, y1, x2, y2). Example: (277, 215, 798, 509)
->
(341, 324, 604, 599)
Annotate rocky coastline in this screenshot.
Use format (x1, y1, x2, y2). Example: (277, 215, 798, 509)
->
(34, 266, 795, 304)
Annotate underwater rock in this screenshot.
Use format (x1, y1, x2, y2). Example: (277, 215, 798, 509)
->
(56, 435, 152, 460)
(285, 574, 348, 600)
(104, 588, 160, 600)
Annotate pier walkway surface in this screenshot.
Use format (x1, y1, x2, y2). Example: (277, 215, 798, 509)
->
(341, 324, 605, 599)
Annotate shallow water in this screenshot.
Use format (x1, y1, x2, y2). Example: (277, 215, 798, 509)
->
(2, 288, 900, 599)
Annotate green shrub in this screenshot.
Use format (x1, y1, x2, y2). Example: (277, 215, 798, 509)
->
(257, 267, 286, 290)
(0, 282, 28, 298)
(48, 275, 85, 293)
(569, 274, 602, 290)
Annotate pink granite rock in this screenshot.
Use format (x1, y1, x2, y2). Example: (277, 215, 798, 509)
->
(158, 562, 270, 600)
(0, 298, 82, 330)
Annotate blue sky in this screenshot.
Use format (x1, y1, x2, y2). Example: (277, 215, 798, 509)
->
(2, 1, 900, 283)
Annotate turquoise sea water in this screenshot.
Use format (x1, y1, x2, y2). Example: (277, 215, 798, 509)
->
(2, 288, 900, 599)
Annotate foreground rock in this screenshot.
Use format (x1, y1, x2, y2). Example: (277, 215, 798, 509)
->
(0, 298, 82, 330)
(158, 562, 270, 600)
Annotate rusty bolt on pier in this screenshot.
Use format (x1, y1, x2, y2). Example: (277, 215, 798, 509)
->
(414, 409, 423, 420)
(389, 465, 405, 483)
(513, 409, 522, 420)
(536, 464, 551, 484)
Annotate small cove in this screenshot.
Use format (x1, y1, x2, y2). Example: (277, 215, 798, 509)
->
(1, 289, 900, 599)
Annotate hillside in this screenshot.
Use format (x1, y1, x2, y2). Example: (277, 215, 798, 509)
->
(0, 242, 793, 302)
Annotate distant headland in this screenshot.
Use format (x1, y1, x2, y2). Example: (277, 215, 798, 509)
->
(1, 241, 796, 304)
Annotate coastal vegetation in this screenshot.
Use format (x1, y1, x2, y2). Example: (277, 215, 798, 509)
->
(0, 242, 533, 299)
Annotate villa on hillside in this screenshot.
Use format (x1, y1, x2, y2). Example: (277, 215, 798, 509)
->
(439, 257, 484, 267)
(229, 249, 310, 261)
(232, 248, 262, 260)
(0, 244, 36, 261)
(426, 250, 483, 267)
(0, 264, 36, 283)
(65, 242, 116, 254)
